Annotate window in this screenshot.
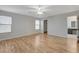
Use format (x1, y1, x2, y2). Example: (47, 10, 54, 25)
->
(35, 20, 40, 30)
(0, 16, 12, 33)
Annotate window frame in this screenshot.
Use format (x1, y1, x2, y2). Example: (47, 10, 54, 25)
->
(35, 20, 40, 30)
(0, 16, 12, 33)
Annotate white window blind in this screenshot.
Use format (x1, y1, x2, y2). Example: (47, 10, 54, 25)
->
(0, 16, 12, 33)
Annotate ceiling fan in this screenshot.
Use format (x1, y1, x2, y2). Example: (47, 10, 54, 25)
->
(24, 5, 51, 15)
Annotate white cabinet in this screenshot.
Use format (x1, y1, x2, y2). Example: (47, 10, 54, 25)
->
(67, 16, 78, 29)
(67, 16, 79, 38)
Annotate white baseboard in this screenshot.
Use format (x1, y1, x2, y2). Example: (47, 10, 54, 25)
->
(48, 34, 67, 39)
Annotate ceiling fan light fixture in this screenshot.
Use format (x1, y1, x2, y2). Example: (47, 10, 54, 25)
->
(38, 8, 41, 10)
(37, 5, 43, 14)
(37, 11, 43, 14)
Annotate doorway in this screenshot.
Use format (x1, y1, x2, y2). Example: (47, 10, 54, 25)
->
(44, 20, 48, 34)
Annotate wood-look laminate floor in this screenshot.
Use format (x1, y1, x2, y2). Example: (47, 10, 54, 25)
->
(0, 33, 79, 53)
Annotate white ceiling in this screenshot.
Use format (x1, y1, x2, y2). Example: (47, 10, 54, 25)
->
(0, 5, 79, 18)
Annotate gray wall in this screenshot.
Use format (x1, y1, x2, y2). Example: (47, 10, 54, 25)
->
(47, 10, 79, 38)
(0, 11, 37, 40)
